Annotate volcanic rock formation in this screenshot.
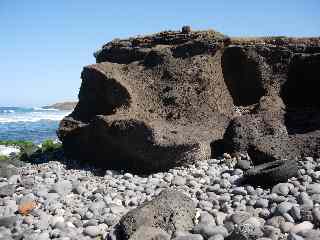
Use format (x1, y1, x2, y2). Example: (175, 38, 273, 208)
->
(58, 27, 320, 172)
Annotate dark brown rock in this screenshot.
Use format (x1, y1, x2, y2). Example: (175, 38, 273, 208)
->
(281, 53, 320, 109)
(118, 189, 196, 240)
(223, 111, 320, 164)
(58, 28, 320, 171)
(58, 30, 233, 173)
(220, 41, 320, 163)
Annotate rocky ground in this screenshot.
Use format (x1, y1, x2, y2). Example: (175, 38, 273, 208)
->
(1, 153, 320, 240)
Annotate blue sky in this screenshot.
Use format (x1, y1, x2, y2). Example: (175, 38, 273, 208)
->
(0, 0, 319, 107)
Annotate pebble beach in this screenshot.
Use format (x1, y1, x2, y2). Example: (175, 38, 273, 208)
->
(1, 152, 320, 240)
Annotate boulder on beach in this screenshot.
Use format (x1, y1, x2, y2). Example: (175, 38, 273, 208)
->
(58, 29, 233, 173)
(58, 27, 320, 172)
(118, 189, 196, 240)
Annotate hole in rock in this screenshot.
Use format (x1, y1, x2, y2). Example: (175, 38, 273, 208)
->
(222, 46, 265, 106)
(281, 54, 320, 109)
(76, 68, 131, 121)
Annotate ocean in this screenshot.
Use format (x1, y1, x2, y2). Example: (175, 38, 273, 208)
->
(0, 107, 71, 144)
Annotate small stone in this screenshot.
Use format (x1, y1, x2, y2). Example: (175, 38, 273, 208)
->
(300, 207, 313, 222)
(236, 159, 251, 170)
(290, 221, 313, 234)
(246, 186, 255, 195)
(229, 223, 263, 240)
(266, 216, 286, 228)
(84, 226, 101, 237)
(23, 216, 34, 225)
(198, 200, 213, 210)
(287, 233, 305, 240)
(232, 187, 247, 196)
(304, 157, 313, 162)
(244, 217, 265, 228)
(208, 234, 224, 240)
(299, 229, 320, 239)
(34, 212, 51, 230)
(0, 165, 18, 179)
(0, 216, 18, 227)
(272, 183, 292, 196)
(173, 230, 190, 238)
(255, 199, 269, 208)
(45, 193, 60, 201)
(37, 231, 50, 240)
(199, 211, 215, 225)
(50, 180, 72, 196)
(263, 225, 281, 240)
(259, 209, 271, 219)
(230, 212, 251, 225)
(311, 193, 320, 204)
(104, 213, 119, 226)
(84, 211, 94, 219)
(83, 219, 98, 227)
(307, 184, 320, 194)
(123, 173, 133, 179)
(0, 199, 17, 216)
(54, 221, 66, 229)
(73, 185, 85, 195)
(50, 216, 64, 227)
(312, 208, 320, 224)
(193, 224, 228, 238)
(214, 211, 227, 226)
(172, 176, 187, 186)
(173, 234, 204, 240)
(283, 213, 295, 223)
(0, 184, 15, 197)
(109, 203, 126, 215)
(18, 200, 37, 215)
(8, 174, 20, 184)
(280, 222, 294, 233)
(50, 229, 61, 238)
(277, 202, 293, 215)
(289, 206, 301, 221)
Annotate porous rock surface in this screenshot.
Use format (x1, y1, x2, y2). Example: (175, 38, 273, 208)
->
(223, 111, 320, 165)
(58, 27, 320, 171)
(118, 189, 196, 240)
(222, 42, 320, 163)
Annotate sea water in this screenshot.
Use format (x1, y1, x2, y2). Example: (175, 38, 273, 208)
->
(0, 107, 71, 144)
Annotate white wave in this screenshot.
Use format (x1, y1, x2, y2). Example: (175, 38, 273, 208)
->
(32, 107, 59, 111)
(2, 110, 15, 113)
(0, 145, 20, 156)
(0, 111, 71, 123)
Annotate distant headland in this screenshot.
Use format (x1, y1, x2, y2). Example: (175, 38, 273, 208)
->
(43, 101, 77, 111)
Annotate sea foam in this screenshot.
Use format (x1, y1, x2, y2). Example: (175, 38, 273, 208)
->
(0, 107, 70, 123)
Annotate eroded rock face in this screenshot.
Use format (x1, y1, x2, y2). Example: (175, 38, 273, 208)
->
(58, 29, 233, 173)
(223, 111, 320, 164)
(58, 27, 320, 171)
(221, 42, 320, 163)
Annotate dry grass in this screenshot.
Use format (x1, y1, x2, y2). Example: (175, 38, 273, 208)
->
(229, 36, 320, 45)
